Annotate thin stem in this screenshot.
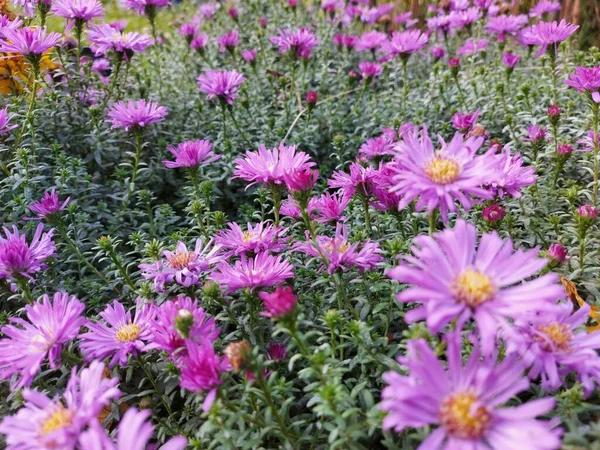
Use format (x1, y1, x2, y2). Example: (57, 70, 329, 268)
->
(228, 108, 252, 147)
(592, 103, 599, 206)
(15, 277, 35, 304)
(428, 210, 437, 235)
(124, 131, 143, 206)
(99, 57, 123, 112)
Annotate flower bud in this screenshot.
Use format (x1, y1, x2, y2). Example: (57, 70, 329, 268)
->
(547, 243, 568, 265)
(175, 308, 194, 339)
(258, 285, 298, 319)
(482, 203, 506, 223)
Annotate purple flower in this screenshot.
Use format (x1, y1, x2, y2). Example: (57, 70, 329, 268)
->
(197, 69, 246, 105)
(502, 51, 521, 68)
(564, 66, 600, 93)
(451, 110, 480, 133)
(311, 191, 351, 223)
(355, 30, 387, 52)
(51, 0, 104, 31)
(527, 125, 547, 143)
(381, 29, 428, 59)
(106, 99, 167, 131)
(358, 61, 382, 81)
(163, 139, 221, 169)
(199, 2, 219, 18)
(578, 130, 599, 152)
(283, 167, 319, 192)
(0, 15, 23, 35)
(79, 408, 187, 450)
(215, 222, 289, 256)
(380, 333, 560, 449)
(485, 14, 529, 40)
(427, 15, 453, 35)
(430, 45, 445, 59)
(449, 7, 482, 29)
(269, 28, 318, 59)
(0, 292, 84, 389)
(259, 285, 297, 318)
(333, 34, 357, 49)
(328, 162, 378, 198)
(241, 48, 258, 64)
(520, 20, 579, 58)
(506, 302, 600, 395)
(390, 126, 497, 221)
(139, 239, 223, 291)
(121, 0, 169, 15)
(87, 23, 153, 60)
(233, 143, 315, 188)
(0, 27, 61, 57)
(28, 188, 70, 220)
(0, 223, 55, 283)
(577, 204, 598, 219)
(0, 361, 120, 450)
(79, 298, 156, 367)
(547, 243, 568, 264)
(557, 143, 574, 155)
(190, 32, 209, 51)
(306, 90, 318, 105)
(457, 38, 488, 56)
(294, 223, 383, 274)
(359, 135, 395, 159)
(178, 22, 197, 39)
(209, 252, 294, 293)
(386, 220, 564, 354)
(108, 19, 127, 31)
(216, 29, 239, 53)
(149, 296, 219, 357)
(0, 107, 17, 135)
(489, 146, 537, 198)
(179, 340, 229, 411)
(530, 0, 561, 18)
(482, 202, 506, 222)
(448, 56, 460, 69)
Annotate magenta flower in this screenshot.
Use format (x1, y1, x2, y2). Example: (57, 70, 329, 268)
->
(547, 243, 568, 264)
(390, 126, 497, 221)
(359, 135, 395, 160)
(269, 28, 318, 59)
(0, 223, 55, 283)
(259, 285, 297, 318)
(0, 15, 23, 35)
(520, 20, 579, 58)
(386, 220, 564, 354)
(149, 296, 219, 357)
(369, 163, 403, 212)
(0, 360, 120, 450)
(0, 292, 84, 389)
(197, 69, 246, 106)
(79, 298, 156, 367)
(578, 130, 599, 152)
(430, 46, 445, 59)
(482, 203, 506, 222)
(449, 7, 482, 29)
(451, 110, 480, 133)
(233, 143, 315, 188)
(0, 27, 61, 57)
(333, 34, 357, 49)
(163, 139, 221, 169)
(215, 222, 288, 256)
(106, 99, 167, 131)
(178, 22, 197, 39)
(502, 51, 521, 68)
(28, 188, 70, 220)
(530, 0, 561, 18)
(294, 223, 383, 274)
(527, 124, 547, 143)
(354, 30, 387, 52)
(457, 38, 488, 56)
(564, 66, 600, 93)
(380, 333, 560, 449)
(311, 191, 351, 223)
(427, 15, 453, 34)
(489, 146, 536, 198)
(121, 0, 169, 15)
(358, 61, 382, 81)
(241, 48, 258, 64)
(199, 2, 219, 18)
(506, 302, 600, 395)
(382, 29, 428, 59)
(51, 0, 104, 31)
(79, 408, 187, 450)
(283, 167, 319, 192)
(87, 23, 153, 60)
(485, 14, 528, 40)
(329, 162, 377, 198)
(140, 239, 223, 291)
(306, 90, 318, 105)
(209, 252, 294, 293)
(216, 29, 240, 53)
(179, 340, 228, 412)
(577, 204, 598, 219)
(190, 32, 209, 51)
(0, 107, 17, 136)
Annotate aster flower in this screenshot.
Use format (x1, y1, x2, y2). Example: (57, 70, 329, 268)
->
(209, 251, 294, 293)
(380, 333, 560, 449)
(328, 162, 377, 198)
(457, 39, 488, 56)
(0, 27, 61, 58)
(179, 339, 229, 411)
(527, 124, 547, 144)
(87, 23, 153, 61)
(502, 51, 521, 68)
(0, 223, 55, 283)
(386, 220, 564, 354)
(233, 143, 315, 188)
(0, 15, 23, 36)
(162, 139, 221, 169)
(0, 360, 120, 450)
(564, 66, 600, 93)
(79, 298, 156, 367)
(358, 61, 382, 82)
(139, 239, 223, 291)
(79, 408, 187, 450)
(216, 29, 239, 53)
(427, 15, 453, 35)
(51, 0, 104, 31)
(370, 163, 403, 212)
(215, 222, 289, 256)
(381, 30, 428, 60)
(451, 110, 480, 133)
(485, 14, 529, 40)
(359, 135, 395, 160)
(269, 28, 318, 59)
(178, 22, 197, 40)
(241, 48, 258, 64)
(489, 146, 537, 198)
(199, 2, 219, 18)
(520, 20, 579, 58)
(0, 292, 84, 389)
(106, 99, 167, 131)
(120, 0, 169, 16)
(354, 30, 387, 52)
(311, 191, 351, 223)
(0, 107, 17, 135)
(449, 7, 482, 30)
(27, 188, 70, 220)
(149, 296, 219, 357)
(430, 46, 445, 60)
(547, 243, 568, 265)
(259, 285, 297, 318)
(578, 130, 599, 152)
(482, 203, 506, 222)
(333, 34, 357, 49)
(197, 69, 246, 106)
(390, 126, 497, 221)
(530, 0, 561, 18)
(293, 223, 383, 274)
(190, 32, 209, 52)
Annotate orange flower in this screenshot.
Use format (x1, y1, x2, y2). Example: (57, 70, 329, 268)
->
(561, 276, 600, 332)
(0, 52, 58, 95)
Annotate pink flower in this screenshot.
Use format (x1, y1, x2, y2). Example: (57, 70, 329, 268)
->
(0, 107, 17, 135)
(283, 168, 319, 192)
(354, 30, 387, 52)
(502, 51, 521, 68)
(216, 29, 239, 52)
(311, 191, 351, 223)
(121, 0, 169, 15)
(488, 146, 537, 198)
(0, 292, 85, 388)
(306, 90, 318, 105)
(51, 0, 104, 31)
(482, 202, 506, 222)
(0, 27, 61, 57)
(457, 38, 488, 56)
(547, 243, 568, 264)
(87, 23, 153, 61)
(527, 125, 547, 143)
(0, 223, 55, 283)
(577, 204, 598, 219)
(270, 28, 318, 59)
(106, 99, 167, 131)
(451, 110, 480, 133)
(28, 188, 70, 220)
(381, 29, 428, 59)
(358, 61, 382, 81)
(259, 285, 297, 318)
(520, 20, 579, 58)
(333, 34, 357, 49)
(485, 14, 528, 39)
(241, 48, 258, 64)
(197, 69, 246, 105)
(430, 46, 445, 59)
(233, 143, 315, 188)
(359, 135, 395, 159)
(190, 32, 209, 51)
(163, 139, 221, 169)
(215, 222, 289, 256)
(209, 252, 294, 293)
(564, 66, 600, 93)
(328, 162, 377, 198)
(79, 298, 156, 367)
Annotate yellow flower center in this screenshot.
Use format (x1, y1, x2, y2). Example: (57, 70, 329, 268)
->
(439, 391, 490, 439)
(453, 268, 496, 308)
(535, 322, 572, 352)
(425, 157, 460, 185)
(167, 251, 195, 270)
(41, 407, 73, 435)
(115, 323, 141, 342)
(242, 232, 254, 243)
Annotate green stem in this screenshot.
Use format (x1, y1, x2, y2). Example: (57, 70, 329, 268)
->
(15, 276, 34, 304)
(428, 210, 437, 235)
(592, 104, 599, 206)
(124, 131, 143, 206)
